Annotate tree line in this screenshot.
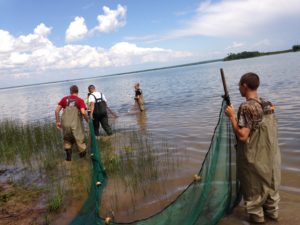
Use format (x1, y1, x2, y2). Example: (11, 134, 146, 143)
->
(224, 45, 300, 61)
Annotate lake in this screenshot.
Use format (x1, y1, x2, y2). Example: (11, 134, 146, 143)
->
(0, 52, 300, 224)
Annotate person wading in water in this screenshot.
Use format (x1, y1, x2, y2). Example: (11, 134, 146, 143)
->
(88, 84, 113, 136)
(134, 83, 145, 112)
(55, 85, 89, 161)
(225, 72, 281, 224)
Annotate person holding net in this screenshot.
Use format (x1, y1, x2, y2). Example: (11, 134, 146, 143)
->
(225, 72, 281, 224)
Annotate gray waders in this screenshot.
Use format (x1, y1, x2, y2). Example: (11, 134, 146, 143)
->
(61, 103, 86, 160)
(237, 113, 281, 221)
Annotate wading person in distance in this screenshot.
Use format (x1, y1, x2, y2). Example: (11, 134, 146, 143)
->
(225, 73, 281, 224)
(134, 83, 145, 112)
(88, 85, 112, 136)
(55, 85, 89, 161)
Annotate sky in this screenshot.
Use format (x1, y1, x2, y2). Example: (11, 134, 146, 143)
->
(0, 0, 299, 87)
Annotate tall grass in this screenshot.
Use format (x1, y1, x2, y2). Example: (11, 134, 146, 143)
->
(0, 120, 62, 166)
(0, 119, 181, 219)
(98, 130, 181, 219)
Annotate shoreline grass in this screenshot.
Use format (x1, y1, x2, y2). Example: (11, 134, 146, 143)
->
(0, 119, 182, 220)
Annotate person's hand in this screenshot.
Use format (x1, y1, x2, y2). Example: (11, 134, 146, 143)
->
(56, 121, 61, 129)
(112, 112, 118, 118)
(225, 105, 235, 119)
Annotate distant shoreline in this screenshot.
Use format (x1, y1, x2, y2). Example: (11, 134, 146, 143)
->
(1, 47, 299, 90)
(0, 59, 222, 90)
(224, 45, 300, 61)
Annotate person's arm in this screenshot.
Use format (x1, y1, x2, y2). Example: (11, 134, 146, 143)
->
(80, 108, 89, 123)
(106, 105, 118, 118)
(55, 105, 62, 129)
(225, 105, 250, 142)
(89, 102, 95, 119)
(101, 94, 117, 117)
(88, 94, 97, 118)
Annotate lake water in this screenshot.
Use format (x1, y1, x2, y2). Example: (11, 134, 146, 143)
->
(1, 52, 300, 224)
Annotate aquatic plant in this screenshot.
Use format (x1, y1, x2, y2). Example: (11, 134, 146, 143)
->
(48, 187, 64, 212)
(0, 119, 180, 219)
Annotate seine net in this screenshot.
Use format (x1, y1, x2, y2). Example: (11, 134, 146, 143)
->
(69, 100, 239, 225)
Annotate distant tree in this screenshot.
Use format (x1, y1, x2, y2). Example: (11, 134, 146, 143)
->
(292, 45, 300, 52)
(224, 51, 260, 61)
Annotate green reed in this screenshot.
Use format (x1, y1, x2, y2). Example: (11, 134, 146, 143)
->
(97, 128, 181, 220)
(0, 119, 180, 218)
(47, 185, 64, 212)
(98, 130, 179, 192)
(0, 119, 62, 166)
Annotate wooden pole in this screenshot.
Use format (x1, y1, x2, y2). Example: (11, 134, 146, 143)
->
(220, 68, 231, 105)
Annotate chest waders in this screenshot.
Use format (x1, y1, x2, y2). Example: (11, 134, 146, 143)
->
(90, 93, 112, 136)
(61, 98, 86, 160)
(237, 113, 281, 220)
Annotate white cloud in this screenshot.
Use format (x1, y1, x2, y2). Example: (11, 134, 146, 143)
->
(225, 39, 272, 52)
(133, 0, 300, 42)
(124, 34, 159, 43)
(65, 16, 88, 42)
(174, 0, 300, 38)
(108, 42, 191, 66)
(93, 4, 127, 33)
(0, 30, 15, 52)
(226, 42, 245, 50)
(9, 52, 30, 64)
(34, 23, 52, 36)
(252, 39, 271, 48)
(0, 25, 192, 79)
(65, 5, 127, 42)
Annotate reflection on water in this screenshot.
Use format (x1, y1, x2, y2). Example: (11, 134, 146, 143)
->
(136, 111, 147, 133)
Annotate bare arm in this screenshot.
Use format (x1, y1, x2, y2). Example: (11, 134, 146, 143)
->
(80, 108, 89, 123)
(225, 105, 250, 142)
(89, 102, 95, 118)
(106, 104, 118, 118)
(55, 105, 62, 129)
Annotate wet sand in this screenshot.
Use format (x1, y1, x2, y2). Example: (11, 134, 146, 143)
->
(0, 181, 47, 225)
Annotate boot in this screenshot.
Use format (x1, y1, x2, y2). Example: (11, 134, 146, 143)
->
(249, 214, 265, 224)
(79, 150, 86, 158)
(65, 149, 72, 161)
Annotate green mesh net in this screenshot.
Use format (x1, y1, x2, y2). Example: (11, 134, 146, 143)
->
(69, 100, 239, 225)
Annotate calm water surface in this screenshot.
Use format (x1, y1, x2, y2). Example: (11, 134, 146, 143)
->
(1, 52, 300, 223)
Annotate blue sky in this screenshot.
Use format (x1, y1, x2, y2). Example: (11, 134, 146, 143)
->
(0, 0, 299, 87)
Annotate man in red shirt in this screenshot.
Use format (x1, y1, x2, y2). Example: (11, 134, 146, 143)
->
(55, 85, 89, 161)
